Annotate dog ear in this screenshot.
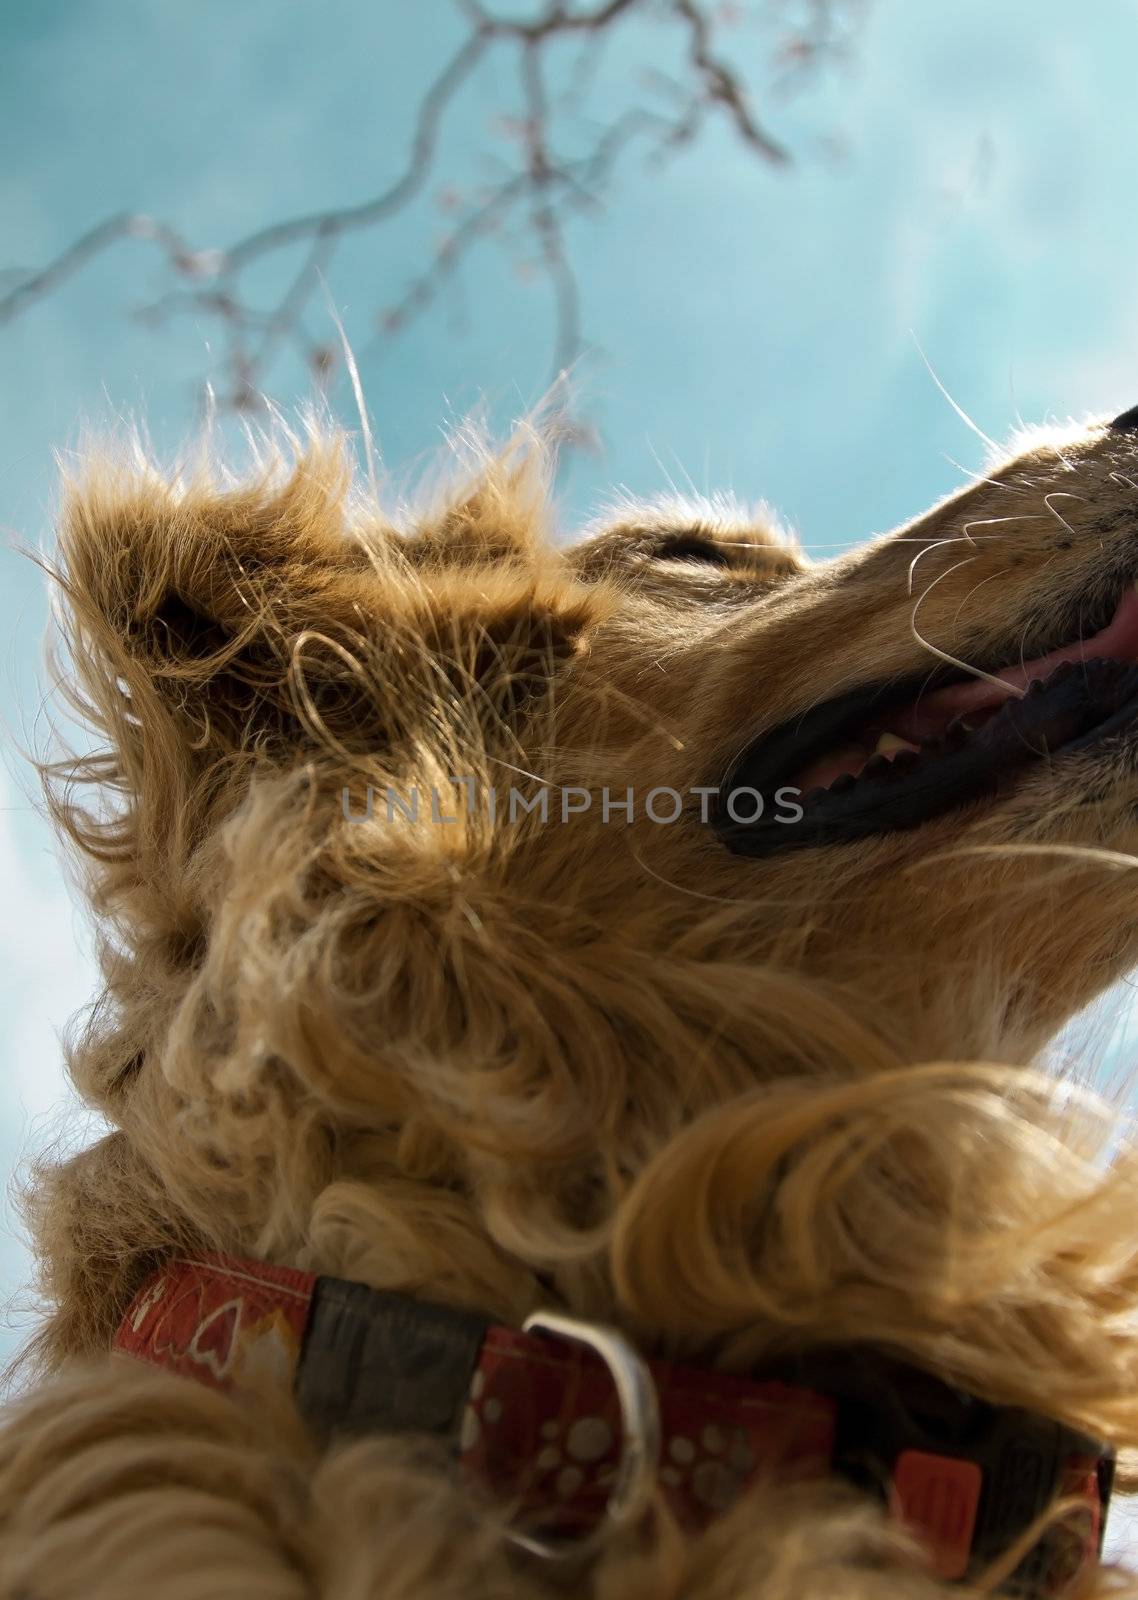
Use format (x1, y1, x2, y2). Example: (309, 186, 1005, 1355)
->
(413, 471, 550, 566)
(53, 437, 364, 751)
(577, 502, 805, 586)
(412, 565, 605, 737)
(42, 439, 610, 1034)
(49, 439, 609, 828)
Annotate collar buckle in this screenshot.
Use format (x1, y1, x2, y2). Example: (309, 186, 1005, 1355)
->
(501, 1309, 662, 1564)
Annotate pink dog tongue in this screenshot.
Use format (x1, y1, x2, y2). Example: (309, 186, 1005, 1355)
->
(890, 584, 1138, 741)
(795, 585, 1138, 793)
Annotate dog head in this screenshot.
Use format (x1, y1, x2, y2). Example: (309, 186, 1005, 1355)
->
(557, 409, 1138, 1060)
(29, 413, 1138, 1455)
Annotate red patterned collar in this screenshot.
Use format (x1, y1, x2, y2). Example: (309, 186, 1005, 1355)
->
(114, 1252, 1111, 1589)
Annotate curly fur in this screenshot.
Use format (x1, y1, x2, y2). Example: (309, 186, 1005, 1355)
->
(6, 413, 1138, 1596)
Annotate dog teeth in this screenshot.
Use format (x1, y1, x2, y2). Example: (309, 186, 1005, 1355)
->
(888, 748, 921, 771)
(874, 732, 921, 757)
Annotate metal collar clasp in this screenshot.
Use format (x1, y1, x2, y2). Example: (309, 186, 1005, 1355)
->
(502, 1309, 662, 1565)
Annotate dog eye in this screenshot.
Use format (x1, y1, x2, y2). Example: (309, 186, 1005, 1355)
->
(655, 535, 733, 567)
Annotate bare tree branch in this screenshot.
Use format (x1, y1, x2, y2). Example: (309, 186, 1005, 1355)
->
(0, 0, 866, 413)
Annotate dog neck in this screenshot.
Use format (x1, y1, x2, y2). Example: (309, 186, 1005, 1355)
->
(112, 1251, 1111, 1590)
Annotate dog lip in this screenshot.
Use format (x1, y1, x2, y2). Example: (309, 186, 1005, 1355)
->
(713, 584, 1138, 858)
(717, 660, 1138, 857)
(790, 584, 1138, 793)
(888, 582, 1138, 737)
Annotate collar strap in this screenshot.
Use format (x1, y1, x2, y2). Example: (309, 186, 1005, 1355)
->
(113, 1253, 1112, 1590)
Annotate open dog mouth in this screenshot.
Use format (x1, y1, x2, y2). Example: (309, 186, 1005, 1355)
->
(716, 584, 1138, 857)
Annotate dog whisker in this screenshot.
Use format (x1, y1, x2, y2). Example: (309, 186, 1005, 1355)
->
(910, 554, 1029, 698)
(1043, 491, 1088, 540)
(950, 567, 1015, 633)
(943, 452, 1028, 495)
(959, 513, 1048, 544)
(906, 842, 1138, 874)
(907, 534, 981, 592)
(912, 334, 1003, 455)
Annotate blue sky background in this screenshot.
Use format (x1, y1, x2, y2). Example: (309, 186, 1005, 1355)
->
(3, 0, 1138, 1425)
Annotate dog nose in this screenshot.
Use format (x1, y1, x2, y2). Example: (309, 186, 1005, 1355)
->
(1109, 404, 1138, 434)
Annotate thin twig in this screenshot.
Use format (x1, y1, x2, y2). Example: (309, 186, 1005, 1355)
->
(0, 0, 865, 413)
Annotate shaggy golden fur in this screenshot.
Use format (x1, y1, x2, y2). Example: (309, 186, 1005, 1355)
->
(5, 413, 1138, 1597)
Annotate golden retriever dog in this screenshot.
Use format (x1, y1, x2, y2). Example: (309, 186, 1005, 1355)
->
(5, 404, 1138, 1599)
